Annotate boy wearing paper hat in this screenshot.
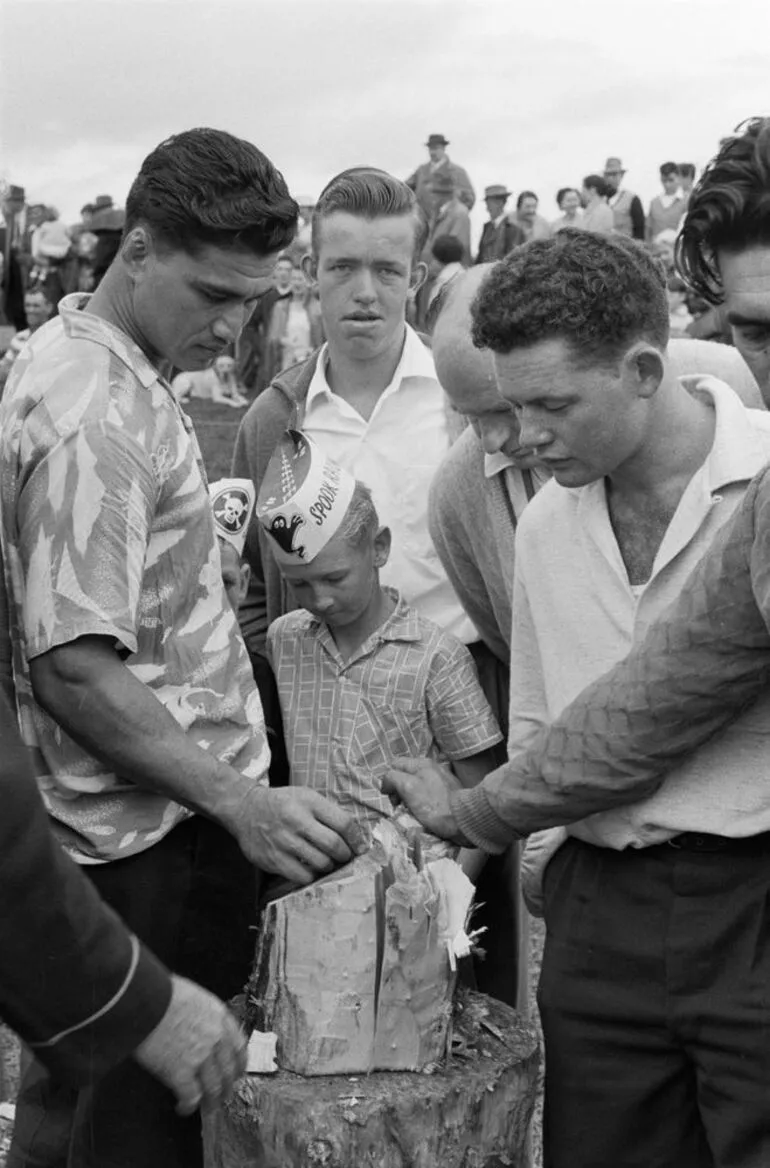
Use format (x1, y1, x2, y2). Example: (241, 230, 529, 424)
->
(209, 478, 256, 613)
(257, 431, 503, 832)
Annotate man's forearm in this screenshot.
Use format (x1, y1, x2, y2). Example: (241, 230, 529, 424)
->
(454, 475, 770, 852)
(30, 636, 256, 832)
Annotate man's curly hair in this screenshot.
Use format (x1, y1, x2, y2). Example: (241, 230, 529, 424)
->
(676, 117, 770, 305)
(470, 230, 668, 366)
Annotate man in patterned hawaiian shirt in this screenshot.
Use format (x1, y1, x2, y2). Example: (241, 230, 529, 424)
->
(0, 129, 362, 1168)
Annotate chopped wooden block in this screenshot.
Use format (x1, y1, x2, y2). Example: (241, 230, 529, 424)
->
(248, 821, 475, 1076)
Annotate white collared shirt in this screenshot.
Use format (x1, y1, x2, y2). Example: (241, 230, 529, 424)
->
(509, 376, 770, 848)
(303, 326, 476, 642)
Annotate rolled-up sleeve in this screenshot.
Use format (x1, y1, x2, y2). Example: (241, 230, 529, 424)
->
(16, 421, 156, 659)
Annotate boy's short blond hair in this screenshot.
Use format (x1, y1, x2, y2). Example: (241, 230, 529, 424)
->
(337, 481, 380, 547)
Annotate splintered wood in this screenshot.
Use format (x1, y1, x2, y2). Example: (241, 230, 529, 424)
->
(248, 820, 474, 1076)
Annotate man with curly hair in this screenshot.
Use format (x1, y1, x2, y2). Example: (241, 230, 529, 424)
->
(678, 117, 770, 402)
(386, 224, 770, 1167)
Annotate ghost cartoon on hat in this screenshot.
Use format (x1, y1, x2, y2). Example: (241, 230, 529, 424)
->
(209, 478, 256, 556)
(256, 430, 356, 564)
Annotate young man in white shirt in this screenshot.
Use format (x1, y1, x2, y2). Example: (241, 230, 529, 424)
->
(233, 167, 476, 764)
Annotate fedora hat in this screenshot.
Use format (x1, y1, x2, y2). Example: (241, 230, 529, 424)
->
(93, 194, 114, 210)
(484, 184, 511, 200)
(426, 133, 449, 148)
(604, 156, 625, 173)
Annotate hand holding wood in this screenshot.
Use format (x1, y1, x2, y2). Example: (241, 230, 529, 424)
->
(382, 758, 471, 846)
(230, 786, 368, 884)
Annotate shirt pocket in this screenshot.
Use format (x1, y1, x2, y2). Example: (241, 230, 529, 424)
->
(349, 694, 433, 776)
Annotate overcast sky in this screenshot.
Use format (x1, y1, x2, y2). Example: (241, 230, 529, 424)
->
(2, 0, 769, 241)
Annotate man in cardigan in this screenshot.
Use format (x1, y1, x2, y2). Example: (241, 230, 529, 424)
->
(603, 155, 646, 240)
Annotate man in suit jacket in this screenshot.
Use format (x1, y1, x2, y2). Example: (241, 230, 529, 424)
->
(406, 133, 475, 216)
(476, 185, 525, 264)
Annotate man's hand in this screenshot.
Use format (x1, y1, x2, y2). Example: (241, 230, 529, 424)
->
(230, 787, 368, 885)
(382, 759, 471, 845)
(133, 975, 247, 1116)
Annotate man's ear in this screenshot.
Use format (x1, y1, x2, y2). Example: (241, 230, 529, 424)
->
(237, 563, 251, 609)
(409, 261, 428, 297)
(301, 253, 318, 287)
(373, 525, 392, 569)
(623, 342, 665, 399)
(121, 226, 156, 282)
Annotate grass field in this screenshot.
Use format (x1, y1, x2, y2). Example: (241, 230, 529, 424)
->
(184, 397, 248, 480)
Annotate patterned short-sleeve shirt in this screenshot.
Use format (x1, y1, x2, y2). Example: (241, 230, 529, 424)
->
(267, 589, 501, 829)
(0, 294, 269, 863)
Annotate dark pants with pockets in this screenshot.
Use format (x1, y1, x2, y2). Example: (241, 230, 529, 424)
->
(539, 833, 770, 1168)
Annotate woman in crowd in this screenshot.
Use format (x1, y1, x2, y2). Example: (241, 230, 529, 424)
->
(551, 187, 583, 232)
(580, 174, 615, 234)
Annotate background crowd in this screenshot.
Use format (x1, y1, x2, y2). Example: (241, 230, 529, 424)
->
(0, 135, 728, 397)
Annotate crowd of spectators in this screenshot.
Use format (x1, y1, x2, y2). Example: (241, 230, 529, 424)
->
(0, 137, 743, 396)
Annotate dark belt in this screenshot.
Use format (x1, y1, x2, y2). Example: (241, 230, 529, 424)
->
(667, 831, 770, 853)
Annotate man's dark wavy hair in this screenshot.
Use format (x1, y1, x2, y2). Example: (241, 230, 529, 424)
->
(311, 167, 429, 261)
(124, 128, 298, 256)
(471, 229, 669, 366)
(676, 117, 770, 305)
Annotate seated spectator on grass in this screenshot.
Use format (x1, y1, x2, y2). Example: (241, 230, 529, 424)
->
(0, 287, 54, 392)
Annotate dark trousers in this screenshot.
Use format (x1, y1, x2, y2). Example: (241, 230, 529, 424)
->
(10, 816, 256, 1168)
(539, 835, 770, 1168)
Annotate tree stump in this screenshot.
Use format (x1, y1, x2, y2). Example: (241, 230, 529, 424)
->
(203, 989, 540, 1168)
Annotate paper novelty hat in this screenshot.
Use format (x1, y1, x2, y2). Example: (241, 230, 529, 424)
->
(210, 478, 256, 557)
(256, 430, 356, 564)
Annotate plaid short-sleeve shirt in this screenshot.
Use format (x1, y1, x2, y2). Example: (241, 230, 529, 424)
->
(0, 295, 269, 863)
(267, 589, 501, 828)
